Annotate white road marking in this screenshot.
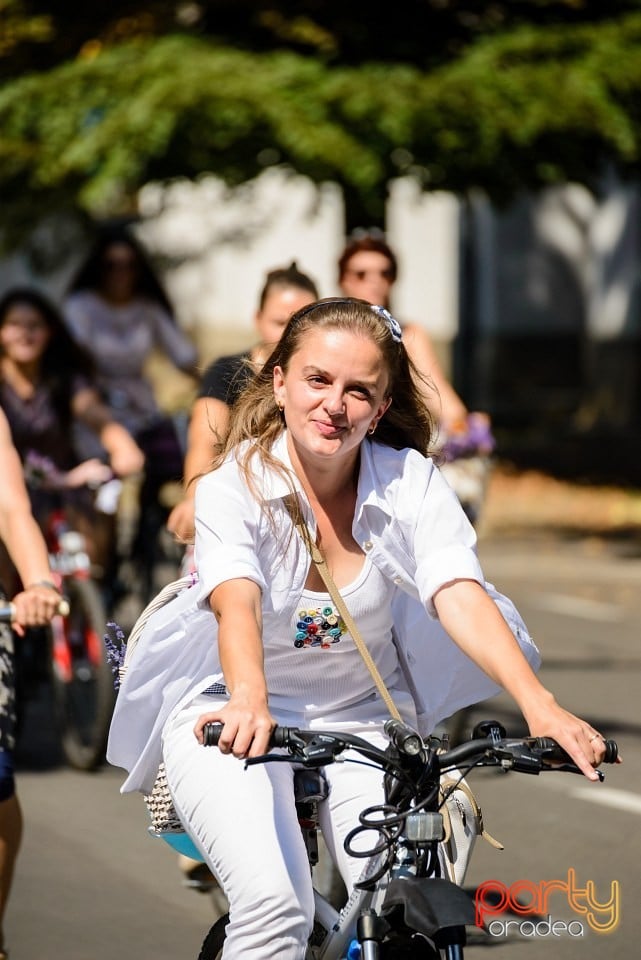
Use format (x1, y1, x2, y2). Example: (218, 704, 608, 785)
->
(525, 775, 641, 816)
(569, 786, 641, 815)
(534, 593, 625, 622)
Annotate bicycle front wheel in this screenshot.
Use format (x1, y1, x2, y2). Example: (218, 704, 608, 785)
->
(196, 912, 328, 960)
(50, 577, 114, 771)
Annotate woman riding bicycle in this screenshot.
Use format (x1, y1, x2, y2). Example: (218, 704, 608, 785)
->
(64, 226, 198, 578)
(337, 234, 469, 431)
(109, 298, 608, 960)
(0, 288, 144, 592)
(338, 234, 494, 526)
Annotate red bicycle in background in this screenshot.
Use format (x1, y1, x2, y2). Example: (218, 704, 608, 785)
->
(44, 505, 116, 770)
(22, 452, 118, 771)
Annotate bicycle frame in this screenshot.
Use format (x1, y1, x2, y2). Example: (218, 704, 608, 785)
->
(297, 744, 474, 959)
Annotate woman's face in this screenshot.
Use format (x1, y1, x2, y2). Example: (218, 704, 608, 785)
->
(100, 242, 140, 300)
(255, 286, 316, 349)
(339, 251, 394, 308)
(0, 303, 51, 364)
(273, 327, 391, 469)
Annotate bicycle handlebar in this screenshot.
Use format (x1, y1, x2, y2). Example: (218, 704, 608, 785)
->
(0, 603, 15, 622)
(440, 733, 618, 770)
(533, 735, 618, 765)
(0, 599, 70, 622)
(202, 720, 619, 773)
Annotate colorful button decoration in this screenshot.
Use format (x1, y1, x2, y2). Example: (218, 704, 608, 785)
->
(292, 604, 346, 649)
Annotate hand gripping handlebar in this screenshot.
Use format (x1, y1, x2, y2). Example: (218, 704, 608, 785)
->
(202, 720, 619, 773)
(0, 599, 70, 621)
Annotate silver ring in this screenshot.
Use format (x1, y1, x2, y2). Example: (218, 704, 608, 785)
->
(588, 733, 601, 743)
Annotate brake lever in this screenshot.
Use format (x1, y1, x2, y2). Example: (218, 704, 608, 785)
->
(244, 738, 342, 769)
(244, 753, 295, 768)
(544, 762, 605, 782)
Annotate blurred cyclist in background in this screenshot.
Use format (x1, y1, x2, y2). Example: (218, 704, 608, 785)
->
(338, 233, 468, 428)
(168, 262, 319, 544)
(0, 287, 144, 594)
(64, 226, 198, 587)
(337, 234, 494, 526)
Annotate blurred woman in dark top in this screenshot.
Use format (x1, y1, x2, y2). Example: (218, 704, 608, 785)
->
(0, 287, 143, 584)
(167, 262, 318, 543)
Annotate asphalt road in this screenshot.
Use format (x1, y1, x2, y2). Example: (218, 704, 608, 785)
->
(9, 528, 640, 959)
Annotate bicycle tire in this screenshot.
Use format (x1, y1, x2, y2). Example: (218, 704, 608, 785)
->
(196, 912, 332, 959)
(381, 930, 442, 958)
(49, 576, 115, 771)
(193, 903, 440, 959)
(197, 914, 229, 960)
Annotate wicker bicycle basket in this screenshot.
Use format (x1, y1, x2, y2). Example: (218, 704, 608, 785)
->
(120, 574, 197, 836)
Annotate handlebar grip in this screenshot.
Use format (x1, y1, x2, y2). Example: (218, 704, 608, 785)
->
(203, 722, 223, 746)
(202, 722, 292, 749)
(0, 599, 69, 622)
(0, 603, 16, 623)
(535, 736, 619, 764)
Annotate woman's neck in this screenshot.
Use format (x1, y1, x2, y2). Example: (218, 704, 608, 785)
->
(286, 435, 359, 508)
(0, 357, 40, 396)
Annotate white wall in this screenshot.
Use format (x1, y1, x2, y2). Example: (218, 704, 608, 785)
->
(135, 167, 344, 359)
(386, 177, 461, 341)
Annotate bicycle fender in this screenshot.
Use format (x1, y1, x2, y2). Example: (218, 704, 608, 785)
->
(381, 877, 476, 938)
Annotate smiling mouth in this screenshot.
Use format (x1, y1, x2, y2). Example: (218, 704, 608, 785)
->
(315, 419, 346, 436)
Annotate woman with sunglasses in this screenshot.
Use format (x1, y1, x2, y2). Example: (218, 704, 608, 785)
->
(338, 234, 494, 527)
(337, 234, 469, 428)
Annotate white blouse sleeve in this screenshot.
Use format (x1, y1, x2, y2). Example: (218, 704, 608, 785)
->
(403, 455, 485, 616)
(194, 465, 268, 607)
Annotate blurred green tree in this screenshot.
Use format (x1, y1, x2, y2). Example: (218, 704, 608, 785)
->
(1, 0, 641, 235)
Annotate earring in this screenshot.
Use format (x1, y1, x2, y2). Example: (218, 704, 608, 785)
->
(368, 422, 377, 435)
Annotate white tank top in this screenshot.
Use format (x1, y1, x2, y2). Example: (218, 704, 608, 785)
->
(263, 557, 414, 724)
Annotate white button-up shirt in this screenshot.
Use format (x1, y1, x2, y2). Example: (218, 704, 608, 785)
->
(108, 433, 539, 794)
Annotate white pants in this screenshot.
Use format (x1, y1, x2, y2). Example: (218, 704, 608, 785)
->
(162, 694, 387, 960)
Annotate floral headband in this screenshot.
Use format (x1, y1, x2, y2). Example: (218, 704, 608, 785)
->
(371, 304, 403, 343)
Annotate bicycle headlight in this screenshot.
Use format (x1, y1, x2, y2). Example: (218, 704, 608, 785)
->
(402, 734, 423, 756)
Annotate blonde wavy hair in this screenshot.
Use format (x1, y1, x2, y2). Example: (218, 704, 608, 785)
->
(209, 298, 434, 522)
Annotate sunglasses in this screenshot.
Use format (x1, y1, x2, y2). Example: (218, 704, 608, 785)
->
(345, 268, 394, 281)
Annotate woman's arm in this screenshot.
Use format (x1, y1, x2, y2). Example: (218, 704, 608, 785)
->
(433, 578, 609, 780)
(72, 387, 145, 477)
(0, 410, 62, 625)
(402, 322, 468, 427)
(167, 396, 231, 541)
(193, 577, 275, 759)
(151, 304, 198, 374)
